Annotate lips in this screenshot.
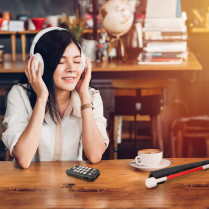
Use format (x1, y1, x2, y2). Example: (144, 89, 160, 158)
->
(62, 76, 75, 80)
(62, 76, 76, 83)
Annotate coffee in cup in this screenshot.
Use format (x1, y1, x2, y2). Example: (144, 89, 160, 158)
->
(135, 148, 163, 168)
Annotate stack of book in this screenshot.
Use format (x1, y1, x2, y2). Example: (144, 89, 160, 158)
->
(138, 0, 188, 65)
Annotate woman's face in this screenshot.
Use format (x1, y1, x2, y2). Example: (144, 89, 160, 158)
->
(53, 42, 83, 93)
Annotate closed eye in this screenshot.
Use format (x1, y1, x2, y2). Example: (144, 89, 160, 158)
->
(59, 58, 65, 64)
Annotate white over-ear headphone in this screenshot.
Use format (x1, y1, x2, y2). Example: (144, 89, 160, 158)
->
(30, 27, 86, 76)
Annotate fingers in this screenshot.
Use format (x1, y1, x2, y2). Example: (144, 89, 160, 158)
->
(25, 56, 41, 83)
(24, 56, 33, 78)
(84, 55, 92, 71)
(37, 62, 42, 77)
(24, 64, 29, 79)
(83, 55, 92, 80)
(76, 79, 82, 90)
(30, 56, 36, 79)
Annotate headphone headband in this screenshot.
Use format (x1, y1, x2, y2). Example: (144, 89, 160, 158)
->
(30, 27, 67, 56)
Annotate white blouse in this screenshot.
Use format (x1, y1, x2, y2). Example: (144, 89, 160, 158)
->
(2, 85, 109, 161)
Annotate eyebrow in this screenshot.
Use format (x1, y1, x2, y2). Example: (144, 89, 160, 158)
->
(62, 55, 81, 58)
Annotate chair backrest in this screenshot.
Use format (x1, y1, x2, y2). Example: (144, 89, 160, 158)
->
(171, 116, 209, 157)
(172, 117, 209, 135)
(112, 79, 167, 116)
(114, 88, 162, 116)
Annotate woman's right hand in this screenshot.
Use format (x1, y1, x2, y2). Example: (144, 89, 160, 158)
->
(24, 56, 49, 102)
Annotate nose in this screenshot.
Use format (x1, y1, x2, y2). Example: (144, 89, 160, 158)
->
(65, 60, 76, 72)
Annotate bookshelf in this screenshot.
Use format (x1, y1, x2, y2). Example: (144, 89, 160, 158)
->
(0, 29, 101, 62)
(0, 31, 16, 61)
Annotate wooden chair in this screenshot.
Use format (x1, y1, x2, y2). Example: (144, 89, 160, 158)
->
(108, 79, 168, 159)
(171, 116, 209, 157)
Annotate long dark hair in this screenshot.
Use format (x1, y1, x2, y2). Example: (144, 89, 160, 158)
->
(18, 29, 82, 124)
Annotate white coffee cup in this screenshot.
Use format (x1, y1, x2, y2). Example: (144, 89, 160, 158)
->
(135, 149, 163, 168)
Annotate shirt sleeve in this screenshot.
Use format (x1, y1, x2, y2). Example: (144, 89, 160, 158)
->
(90, 89, 109, 148)
(2, 85, 32, 157)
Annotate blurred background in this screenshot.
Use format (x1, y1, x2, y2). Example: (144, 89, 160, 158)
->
(0, 0, 209, 160)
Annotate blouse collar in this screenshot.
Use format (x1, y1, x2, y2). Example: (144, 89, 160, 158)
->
(67, 90, 82, 118)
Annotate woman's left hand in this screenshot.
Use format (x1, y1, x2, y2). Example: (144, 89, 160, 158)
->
(76, 55, 92, 99)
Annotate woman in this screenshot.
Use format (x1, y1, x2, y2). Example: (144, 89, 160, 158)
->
(2, 28, 109, 168)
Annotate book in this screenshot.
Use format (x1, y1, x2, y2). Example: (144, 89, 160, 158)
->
(138, 57, 182, 62)
(143, 35, 188, 41)
(138, 58, 183, 65)
(142, 25, 187, 33)
(146, 0, 177, 18)
(144, 17, 186, 28)
(138, 51, 188, 59)
(143, 31, 187, 36)
(176, 0, 182, 17)
(144, 41, 187, 52)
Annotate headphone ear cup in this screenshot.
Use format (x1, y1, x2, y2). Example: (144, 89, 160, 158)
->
(34, 53, 44, 76)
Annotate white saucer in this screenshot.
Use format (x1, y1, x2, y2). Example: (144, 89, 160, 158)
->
(129, 159, 171, 171)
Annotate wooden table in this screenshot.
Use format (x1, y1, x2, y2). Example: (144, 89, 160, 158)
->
(1, 158, 209, 208)
(0, 51, 202, 77)
(92, 51, 202, 79)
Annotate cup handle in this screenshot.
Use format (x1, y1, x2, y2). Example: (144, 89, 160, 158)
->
(135, 156, 142, 165)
